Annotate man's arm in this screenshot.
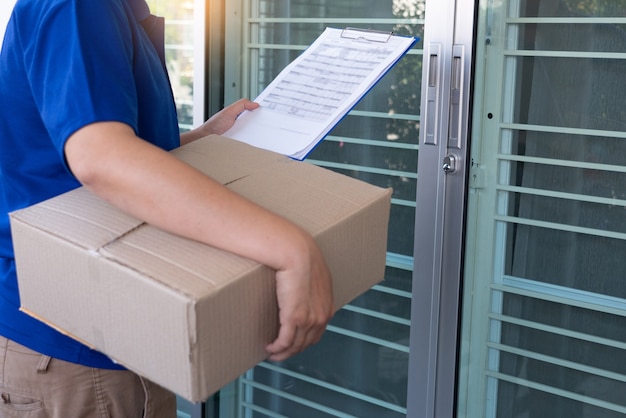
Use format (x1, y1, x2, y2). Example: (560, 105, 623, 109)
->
(64, 120, 333, 361)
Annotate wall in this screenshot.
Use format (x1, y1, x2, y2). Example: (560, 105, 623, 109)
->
(0, 0, 17, 49)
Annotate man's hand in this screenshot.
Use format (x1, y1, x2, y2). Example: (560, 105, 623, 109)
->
(266, 235, 334, 361)
(181, 98, 259, 145)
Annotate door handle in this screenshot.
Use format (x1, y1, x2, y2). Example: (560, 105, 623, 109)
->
(424, 43, 441, 146)
(448, 45, 465, 149)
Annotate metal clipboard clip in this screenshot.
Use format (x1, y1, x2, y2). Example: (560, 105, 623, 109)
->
(340, 27, 394, 43)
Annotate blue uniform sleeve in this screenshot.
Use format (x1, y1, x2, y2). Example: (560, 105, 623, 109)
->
(20, 0, 141, 156)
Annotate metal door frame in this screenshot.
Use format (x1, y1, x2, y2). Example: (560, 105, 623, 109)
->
(407, 0, 478, 416)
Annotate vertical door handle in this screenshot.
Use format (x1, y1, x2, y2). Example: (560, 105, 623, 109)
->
(424, 43, 441, 146)
(448, 45, 465, 149)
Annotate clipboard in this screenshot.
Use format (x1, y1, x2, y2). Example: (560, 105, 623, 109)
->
(340, 27, 394, 43)
(224, 27, 418, 160)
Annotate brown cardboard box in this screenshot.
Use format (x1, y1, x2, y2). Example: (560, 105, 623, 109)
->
(9, 135, 391, 402)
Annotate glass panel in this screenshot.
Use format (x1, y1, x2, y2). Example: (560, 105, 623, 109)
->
(503, 193, 626, 234)
(461, 0, 626, 417)
(146, 0, 196, 131)
(247, 365, 407, 417)
(502, 295, 626, 344)
(227, 1, 424, 416)
(506, 57, 626, 131)
(505, 131, 626, 166)
(496, 381, 626, 418)
(496, 302, 626, 415)
(503, 163, 626, 199)
(514, 23, 626, 53)
(519, 0, 626, 17)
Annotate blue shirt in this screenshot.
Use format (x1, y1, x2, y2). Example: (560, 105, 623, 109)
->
(0, 0, 180, 368)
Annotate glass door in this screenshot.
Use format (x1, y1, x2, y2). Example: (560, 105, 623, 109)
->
(407, 0, 477, 417)
(458, 1, 626, 417)
(221, 1, 426, 417)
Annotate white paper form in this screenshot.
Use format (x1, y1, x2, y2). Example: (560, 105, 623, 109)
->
(224, 27, 417, 160)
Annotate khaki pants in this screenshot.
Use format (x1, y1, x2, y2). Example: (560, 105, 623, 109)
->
(0, 336, 176, 417)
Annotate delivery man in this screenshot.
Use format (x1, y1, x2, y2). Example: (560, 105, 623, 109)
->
(0, 0, 333, 416)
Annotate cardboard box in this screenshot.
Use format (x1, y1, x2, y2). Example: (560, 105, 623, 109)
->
(9, 135, 391, 402)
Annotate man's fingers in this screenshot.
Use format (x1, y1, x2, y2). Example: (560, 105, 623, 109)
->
(266, 314, 329, 361)
(230, 98, 259, 117)
(266, 323, 298, 361)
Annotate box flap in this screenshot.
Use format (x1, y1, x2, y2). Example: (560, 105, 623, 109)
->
(100, 225, 263, 297)
(10, 187, 142, 251)
(170, 134, 285, 185)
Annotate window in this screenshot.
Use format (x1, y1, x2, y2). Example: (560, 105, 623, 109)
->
(146, 0, 204, 132)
